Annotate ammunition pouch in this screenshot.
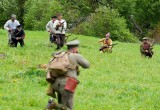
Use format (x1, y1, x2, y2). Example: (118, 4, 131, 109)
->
(64, 77, 79, 93)
(46, 71, 55, 83)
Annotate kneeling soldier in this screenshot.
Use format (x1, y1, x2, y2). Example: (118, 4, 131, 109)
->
(99, 33, 113, 53)
(45, 40, 90, 110)
(140, 37, 154, 58)
(11, 25, 25, 47)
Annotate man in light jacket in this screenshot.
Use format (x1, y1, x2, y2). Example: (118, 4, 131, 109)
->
(53, 13, 67, 50)
(46, 16, 57, 44)
(4, 14, 20, 45)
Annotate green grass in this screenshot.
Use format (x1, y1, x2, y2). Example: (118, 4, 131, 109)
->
(0, 29, 160, 110)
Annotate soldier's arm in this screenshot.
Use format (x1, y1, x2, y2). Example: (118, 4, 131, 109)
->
(99, 38, 104, 43)
(22, 30, 25, 38)
(46, 22, 50, 32)
(4, 21, 10, 31)
(140, 44, 145, 52)
(63, 20, 67, 29)
(149, 42, 153, 49)
(76, 54, 90, 69)
(16, 20, 20, 26)
(108, 39, 112, 47)
(11, 30, 16, 39)
(53, 20, 58, 29)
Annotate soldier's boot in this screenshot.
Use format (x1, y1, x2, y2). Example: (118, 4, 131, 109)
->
(44, 98, 54, 110)
(45, 98, 68, 110)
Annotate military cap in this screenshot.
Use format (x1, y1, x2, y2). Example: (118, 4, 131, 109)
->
(52, 16, 57, 19)
(66, 40, 80, 48)
(11, 14, 16, 18)
(17, 25, 22, 28)
(143, 37, 148, 40)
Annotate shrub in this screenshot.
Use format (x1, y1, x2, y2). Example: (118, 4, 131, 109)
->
(24, 0, 62, 30)
(72, 6, 137, 42)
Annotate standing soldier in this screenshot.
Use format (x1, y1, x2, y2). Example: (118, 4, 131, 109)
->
(140, 37, 154, 58)
(45, 40, 90, 110)
(99, 33, 113, 53)
(4, 14, 20, 46)
(46, 16, 57, 44)
(53, 13, 67, 50)
(11, 25, 25, 47)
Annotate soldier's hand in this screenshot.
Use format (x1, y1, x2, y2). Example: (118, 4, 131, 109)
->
(56, 24, 61, 28)
(145, 50, 149, 52)
(59, 23, 63, 27)
(8, 29, 12, 32)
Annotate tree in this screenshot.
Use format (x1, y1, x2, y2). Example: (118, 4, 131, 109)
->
(72, 6, 137, 42)
(0, 0, 18, 27)
(24, 0, 62, 30)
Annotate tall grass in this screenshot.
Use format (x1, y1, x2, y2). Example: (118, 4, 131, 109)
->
(0, 29, 160, 110)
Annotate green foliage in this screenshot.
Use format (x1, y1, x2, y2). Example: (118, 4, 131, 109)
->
(0, 30, 160, 109)
(0, 0, 25, 27)
(0, 0, 18, 27)
(109, 0, 160, 36)
(72, 6, 137, 42)
(24, 0, 62, 30)
(0, 0, 160, 42)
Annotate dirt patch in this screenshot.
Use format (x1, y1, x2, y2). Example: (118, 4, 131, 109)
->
(37, 64, 48, 69)
(0, 53, 7, 59)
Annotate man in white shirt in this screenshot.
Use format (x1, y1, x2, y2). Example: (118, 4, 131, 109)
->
(53, 13, 67, 50)
(4, 14, 20, 45)
(46, 16, 57, 43)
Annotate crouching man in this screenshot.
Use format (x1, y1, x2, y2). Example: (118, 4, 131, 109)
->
(11, 25, 25, 47)
(45, 40, 90, 110)
(140, 37, 154, 58)
(99, 33, 113, 53)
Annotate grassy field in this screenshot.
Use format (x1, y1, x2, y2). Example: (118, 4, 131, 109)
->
(0, 29, 160, 110)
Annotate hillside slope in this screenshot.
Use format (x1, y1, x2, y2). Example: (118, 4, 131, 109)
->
(0, 29, 160, 110)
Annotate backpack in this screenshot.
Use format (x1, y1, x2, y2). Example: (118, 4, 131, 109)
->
(47, 52, 70, 77)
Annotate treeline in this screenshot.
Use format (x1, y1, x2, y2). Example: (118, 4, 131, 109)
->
(0, 0, 160, 42)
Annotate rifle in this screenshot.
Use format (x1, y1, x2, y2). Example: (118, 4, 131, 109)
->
(148, 42, 156, 56)
(65, 34, 72, 43)
(68, 37, 78, 42)
(150, 42, 156, 48)
(99, 43, 118, 51)
(55, 21, 66, 31)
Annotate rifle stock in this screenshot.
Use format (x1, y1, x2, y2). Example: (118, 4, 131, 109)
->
(56, 21, 66, 31)
(99, 43, 118, 51)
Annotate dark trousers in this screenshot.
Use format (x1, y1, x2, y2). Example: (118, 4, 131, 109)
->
(56, 34, 65, 50)
(141, 51, 154, 58)
(12, 38, 24, 47)
(50, 34, 56, 43)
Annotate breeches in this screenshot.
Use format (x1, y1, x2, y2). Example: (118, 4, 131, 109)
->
(56, 34, 65, 49)
(12, 39, 24, 47)
(141, 51, 154, 58)
(101, 46, 112, 52)
(50, 34, 56, 43)
(52, 81, 74, 110)
(8, 32, 12, 44)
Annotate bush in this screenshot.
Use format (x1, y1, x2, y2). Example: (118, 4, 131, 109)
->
(72, 6, 137, 42)
(24, 0, 62, 30)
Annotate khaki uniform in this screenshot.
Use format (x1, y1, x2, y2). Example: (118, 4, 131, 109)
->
(99, 38, 112, 52)
(52, 53, 89, 110)
(140, 41, 154, 58)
